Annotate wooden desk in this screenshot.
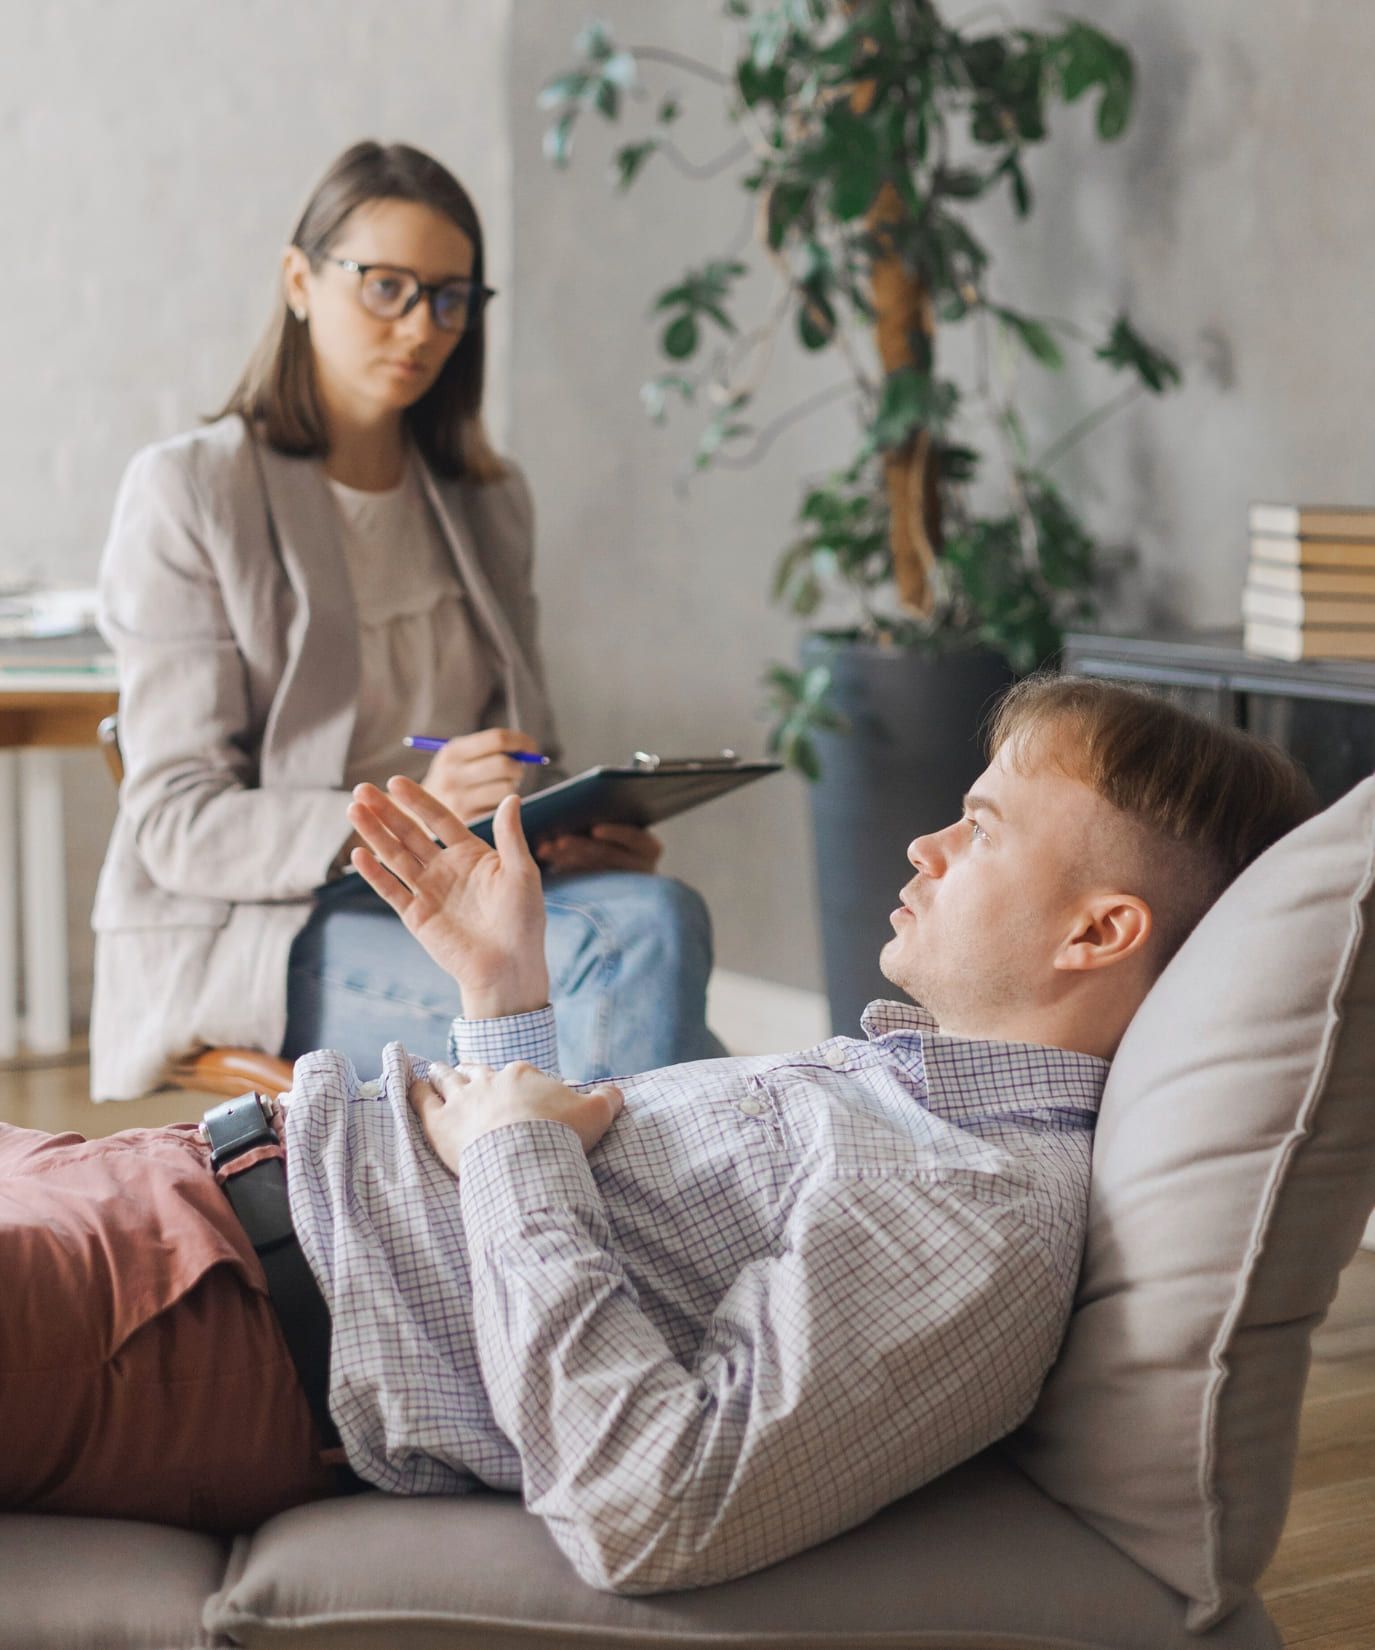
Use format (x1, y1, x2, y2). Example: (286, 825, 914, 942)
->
(0, 661, 118, 1055)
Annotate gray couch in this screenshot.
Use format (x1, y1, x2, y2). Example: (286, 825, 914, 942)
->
(4, 772, 1373, 1650)
(0, 1455, 1279, 1650)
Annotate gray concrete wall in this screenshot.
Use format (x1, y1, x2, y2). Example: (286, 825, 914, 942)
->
(8, 0, 1375, 1028)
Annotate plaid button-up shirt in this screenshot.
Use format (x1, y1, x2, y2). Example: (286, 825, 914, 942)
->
(285, 999, 1106, 1594)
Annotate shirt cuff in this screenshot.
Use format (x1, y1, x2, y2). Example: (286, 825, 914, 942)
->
(449, 1005, 560, 1075)
(459, 1117, 603, 1246)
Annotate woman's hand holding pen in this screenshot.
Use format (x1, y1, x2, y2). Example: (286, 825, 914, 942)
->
(418, 728, 544, 824)
(408, 729, 665, 875)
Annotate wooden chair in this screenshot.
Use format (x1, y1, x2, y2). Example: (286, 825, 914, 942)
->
(97, 714, 294, 1099)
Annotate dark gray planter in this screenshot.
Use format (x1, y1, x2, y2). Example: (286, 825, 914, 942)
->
(800, 634, 1015, 1036)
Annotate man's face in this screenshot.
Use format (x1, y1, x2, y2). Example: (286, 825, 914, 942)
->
(879, 737, 1120, 1035)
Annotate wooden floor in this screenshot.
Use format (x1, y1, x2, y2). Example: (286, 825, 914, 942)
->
(1260, 1250, 1375, 1648)
(1, 1056, 1372, 1646)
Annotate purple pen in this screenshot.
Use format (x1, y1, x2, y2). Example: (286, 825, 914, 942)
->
(402, 735, 549, 764)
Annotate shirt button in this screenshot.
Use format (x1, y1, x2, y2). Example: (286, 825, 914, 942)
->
(823, 1046, 848, 1069)
(737, 1096, 767, 1116)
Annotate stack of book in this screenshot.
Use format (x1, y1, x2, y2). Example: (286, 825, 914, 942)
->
(1244, 504, 1375, 662)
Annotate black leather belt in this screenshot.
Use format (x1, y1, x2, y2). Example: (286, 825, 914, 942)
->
(201, 1092, 365, 1495)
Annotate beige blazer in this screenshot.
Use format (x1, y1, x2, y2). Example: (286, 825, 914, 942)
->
(91, 415, 560, 1100)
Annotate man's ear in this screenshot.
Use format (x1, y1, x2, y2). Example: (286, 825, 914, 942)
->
(1053, 894, 1153, 973)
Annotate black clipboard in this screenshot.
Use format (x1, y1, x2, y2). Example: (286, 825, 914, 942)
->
(464, 753, 782, 848)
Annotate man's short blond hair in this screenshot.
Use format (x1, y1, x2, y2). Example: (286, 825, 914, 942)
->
(986, 674, 1320, 969)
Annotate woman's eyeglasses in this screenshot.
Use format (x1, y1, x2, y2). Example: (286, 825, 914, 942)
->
(321, 256, 496, 333)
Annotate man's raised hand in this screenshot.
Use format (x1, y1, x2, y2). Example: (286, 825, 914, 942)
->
(347, 778, 549, 1019)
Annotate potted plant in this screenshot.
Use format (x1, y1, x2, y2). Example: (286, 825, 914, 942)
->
(540, 0, 1181, 1032)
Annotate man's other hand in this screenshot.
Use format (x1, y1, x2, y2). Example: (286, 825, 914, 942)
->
(409, 1060, 625, 1174)
(347, 778, 549, 1019)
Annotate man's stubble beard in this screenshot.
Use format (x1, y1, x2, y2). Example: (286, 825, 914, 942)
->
(880, 917, 1037, 1033)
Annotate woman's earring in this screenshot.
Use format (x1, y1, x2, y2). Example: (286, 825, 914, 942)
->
(293, 306, 307, 324)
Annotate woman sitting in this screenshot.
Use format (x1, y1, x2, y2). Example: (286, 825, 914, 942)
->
(91, 139, 723, 1099)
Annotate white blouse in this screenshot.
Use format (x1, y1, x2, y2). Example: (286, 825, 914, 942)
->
(327, 459, 498, 791)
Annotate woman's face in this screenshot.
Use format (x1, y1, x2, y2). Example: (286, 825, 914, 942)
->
(284, 198, 475, 423)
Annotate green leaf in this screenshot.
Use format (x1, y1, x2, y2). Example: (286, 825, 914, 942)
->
(1097, 80, 1131, 139)
(935, 166, 986, 200)
(537, 72, 590, 111)
(766, 181, 811, 249)
(650, 261, 745, 346)
(662, 313, 699, 359)
(1056, 22, 1134, 139)
(798, 236, 831, 285)
(543, 113, 576, 167)
(1026, 477, 1096, 591)
(738, 55, 789, 108)
(602, 50, 638, 90)
(938, 443, 980, 483)
(594, 77, 620, 119)
(791, 734, 822, 782)
(797, 290, 836, 350)
(960, 36, 1009, 90)
(818, 105, 883, 222)
(575, 19, 614, 63)
(791, 571, 823, 616)
(695, 411, 753, 468)
(640, 373, 694, 423)
(993, 306, 1065, 369)
(613, 140, 658, 190)
(762, 658, 844, 780)
(748, 11, 789, 72)
(1000, 153, 1032, 216)
(869, 368, 959, 448)
(1058, 23, 1131, 102)
(771, 540, 811, 604)
(1094, 315, 1181, 393)
(763, 662, 804, 699)
(657, 95, 681, 124)
(800, 664, 831, 704)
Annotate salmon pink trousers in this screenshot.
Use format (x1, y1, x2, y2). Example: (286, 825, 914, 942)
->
(0, 1119, 335, 1531)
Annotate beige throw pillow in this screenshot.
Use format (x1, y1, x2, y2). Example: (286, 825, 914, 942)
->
(1010, 772, 1375, 1630)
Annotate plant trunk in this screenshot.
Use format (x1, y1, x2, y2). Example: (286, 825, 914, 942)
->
(852, 87, 941, 616)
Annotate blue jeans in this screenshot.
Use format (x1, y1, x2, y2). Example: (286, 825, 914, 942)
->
(281, 871, 726, 1083)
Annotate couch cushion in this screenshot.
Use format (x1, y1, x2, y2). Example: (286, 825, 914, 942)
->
(1010, 773, 1375, 1628)
(204, 1456, 1279, 1650)
(0, 1514, 229, 1650)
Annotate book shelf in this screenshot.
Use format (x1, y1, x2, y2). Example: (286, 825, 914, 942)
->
(1063, 626, 1375, 806)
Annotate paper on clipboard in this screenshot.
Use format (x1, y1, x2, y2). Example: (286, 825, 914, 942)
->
(464, 753, 782, 848)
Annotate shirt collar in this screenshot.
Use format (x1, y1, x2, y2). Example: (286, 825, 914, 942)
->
(860, 997, 1109, 1126)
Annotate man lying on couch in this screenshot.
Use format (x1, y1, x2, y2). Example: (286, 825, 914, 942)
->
(0, 676, 1316, 1593)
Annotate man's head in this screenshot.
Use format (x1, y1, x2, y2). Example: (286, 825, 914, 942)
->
(879, 673, 1319, 1059)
